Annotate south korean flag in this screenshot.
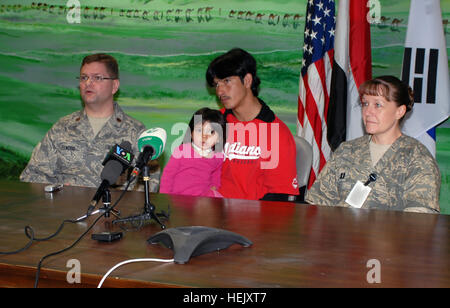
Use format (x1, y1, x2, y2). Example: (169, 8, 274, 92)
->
(401, 0, 450, 156)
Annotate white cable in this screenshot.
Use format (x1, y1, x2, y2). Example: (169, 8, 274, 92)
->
(97, 258, 174, 288)
(75, 209, 100, 222)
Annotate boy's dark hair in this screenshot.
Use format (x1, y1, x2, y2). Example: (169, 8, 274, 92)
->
(185, 107, 226, 152)
(206, 48, 261, 97)
(81, 53, 119, 79)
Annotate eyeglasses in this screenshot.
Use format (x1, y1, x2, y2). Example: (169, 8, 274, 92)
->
(77, 75, 117, 83)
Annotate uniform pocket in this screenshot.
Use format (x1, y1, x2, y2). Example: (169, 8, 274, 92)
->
(56, 142, 86, 173)
(337, 178, 354, 200)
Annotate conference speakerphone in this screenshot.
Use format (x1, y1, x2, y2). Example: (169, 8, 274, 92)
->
(147, 226, 253, 264)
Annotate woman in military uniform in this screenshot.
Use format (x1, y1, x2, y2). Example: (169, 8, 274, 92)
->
(306, 75, 440, 213)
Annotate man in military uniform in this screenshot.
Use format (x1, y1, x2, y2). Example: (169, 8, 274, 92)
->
(20, 53, 160, 191)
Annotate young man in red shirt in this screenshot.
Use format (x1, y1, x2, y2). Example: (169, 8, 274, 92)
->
(206, 48, 299, 201)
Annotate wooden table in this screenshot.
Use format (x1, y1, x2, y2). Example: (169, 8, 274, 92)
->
(0, 180, 449, 288)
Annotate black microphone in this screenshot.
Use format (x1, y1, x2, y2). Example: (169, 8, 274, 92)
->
(364, 173, 377, 186)
(87, 142, 134, 215)
(134, 147, 154, 174)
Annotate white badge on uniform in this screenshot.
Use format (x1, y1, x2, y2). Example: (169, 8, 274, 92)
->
(345, 173, 377, 209)
(345, 181, 371, 208)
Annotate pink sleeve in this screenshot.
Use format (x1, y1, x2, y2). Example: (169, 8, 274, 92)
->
(211, 154, 223, 189)
(211, 163, 222, 189)
(208, 160, 223, 198)
(159, 150, 182, 194)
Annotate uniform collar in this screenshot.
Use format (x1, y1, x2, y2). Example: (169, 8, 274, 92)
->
(73, 101, 125, 126)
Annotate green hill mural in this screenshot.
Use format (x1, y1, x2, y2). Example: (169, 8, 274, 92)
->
(0, 0, 449, 212)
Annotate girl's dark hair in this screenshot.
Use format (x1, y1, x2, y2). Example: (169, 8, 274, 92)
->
(358, 75, 414, 120)
(184, 107, 226, 152)
(206, 48, 261, 97)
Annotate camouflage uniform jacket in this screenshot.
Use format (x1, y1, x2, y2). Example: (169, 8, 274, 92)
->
(306, 135, 440, 213)
(20, 102, 160, 192)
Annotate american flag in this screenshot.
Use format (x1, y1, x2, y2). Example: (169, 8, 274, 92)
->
(297, 0, 335, 188)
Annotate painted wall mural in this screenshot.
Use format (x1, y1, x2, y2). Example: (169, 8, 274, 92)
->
(0, 0, 449, 212)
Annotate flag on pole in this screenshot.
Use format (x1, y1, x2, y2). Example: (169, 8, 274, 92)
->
(327, 0, 372, 151)
(401, 0, 450, 157)
(297, 0, 335, 188)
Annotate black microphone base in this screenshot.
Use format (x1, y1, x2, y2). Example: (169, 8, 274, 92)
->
(112, 204, 169, 229)
(99, 206, 121, 219)
(118, 164, 169, 229)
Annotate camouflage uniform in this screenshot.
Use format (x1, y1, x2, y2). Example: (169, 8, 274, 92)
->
(306, 135, 440, 213)
(20, 102, 160, 192)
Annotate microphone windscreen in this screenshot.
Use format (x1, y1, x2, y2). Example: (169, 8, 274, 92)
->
(137, 128, 167, 160)
(101, 160, 123, 184)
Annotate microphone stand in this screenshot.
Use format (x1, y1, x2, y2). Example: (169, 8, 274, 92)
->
(113, 165, 169, 229)
(98, 189, 121, 219)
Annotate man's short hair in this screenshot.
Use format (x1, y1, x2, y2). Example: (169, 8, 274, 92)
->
(81, 53, 119, 79)
(206, 48, 261, 97)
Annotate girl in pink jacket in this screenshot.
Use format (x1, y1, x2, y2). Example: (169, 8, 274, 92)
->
(160, 108, 225, 197)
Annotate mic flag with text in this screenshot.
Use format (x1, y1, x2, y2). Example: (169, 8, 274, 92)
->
(297, 0, 335, 189)
(327, 0, 372, 152)
(137, 128, 167, 160)
(401, 0, 450, 157)
(102, 142, 135, 169)
(89, 141, 133, 213)
(132, 128, 167, 178)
